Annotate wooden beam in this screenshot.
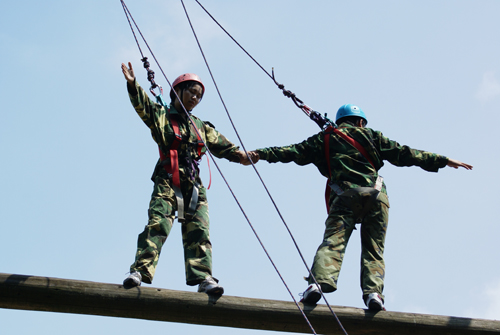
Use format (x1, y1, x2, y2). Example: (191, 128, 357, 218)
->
(0, 273, 498, 334)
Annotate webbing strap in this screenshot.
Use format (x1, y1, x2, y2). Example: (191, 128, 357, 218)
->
(188, 182, 201, 214)
(170, 117, 182, 187)
(324, 128, 332, 212)
(205, 154, 212, 189)
(196, 136, 204, 157)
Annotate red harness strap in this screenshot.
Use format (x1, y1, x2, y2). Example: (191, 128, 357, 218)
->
(159, 117, 183, 189)
(195, 134, 204, 157)
(323, 125, 376, 212)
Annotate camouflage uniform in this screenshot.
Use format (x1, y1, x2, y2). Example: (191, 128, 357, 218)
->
(256, 122, 449, 301)
(127, 80, 240, 285)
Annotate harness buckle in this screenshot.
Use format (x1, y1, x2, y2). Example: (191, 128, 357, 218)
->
(374, 175, 384, 191)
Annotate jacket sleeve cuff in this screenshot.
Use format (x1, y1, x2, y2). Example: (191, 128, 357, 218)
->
(255, 149, 268, 161)
(127, 78, 138, 97)
(439, 156, 450, 169)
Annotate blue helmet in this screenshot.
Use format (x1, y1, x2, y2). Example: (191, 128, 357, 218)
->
(335, 104, 367, 125)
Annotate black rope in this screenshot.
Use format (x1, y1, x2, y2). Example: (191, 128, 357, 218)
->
(119, 3, 321, 333)
(194, 0, 320, 122)
(121, 1, 158, 90)
(121, 1, 144, 58)
(191, 1, 348, 334)
(121, 0, 174, 93)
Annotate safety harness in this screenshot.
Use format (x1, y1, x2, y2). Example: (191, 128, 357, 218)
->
(323, 125, 383, 222)
(158, 115, 206, 222)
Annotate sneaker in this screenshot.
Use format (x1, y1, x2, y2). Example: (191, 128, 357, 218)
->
(123, 271, 142, 287)
(365, 293, 386, 311)
(198, 277, 224, 295)
(300, 284, 321, 304)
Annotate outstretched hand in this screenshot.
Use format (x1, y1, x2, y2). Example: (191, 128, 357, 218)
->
(238, 151, 260, 166)
(121, 62, 135, 85)
(447, 158, 473, 170)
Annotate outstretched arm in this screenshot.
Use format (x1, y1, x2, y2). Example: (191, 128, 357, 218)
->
(447, 158, 473, 170)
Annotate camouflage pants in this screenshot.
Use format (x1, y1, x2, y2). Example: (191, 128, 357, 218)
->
(130, 174, 212, 285)
(308, 192, 390, 300)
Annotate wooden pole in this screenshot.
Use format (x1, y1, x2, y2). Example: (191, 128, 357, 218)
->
(0, 273, 498, 334)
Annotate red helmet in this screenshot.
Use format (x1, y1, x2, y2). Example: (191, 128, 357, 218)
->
(171, 73, 205, 93)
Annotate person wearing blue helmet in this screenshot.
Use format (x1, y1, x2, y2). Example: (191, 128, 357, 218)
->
(250, 104, 472, 311)
(335, 104, 368, 124)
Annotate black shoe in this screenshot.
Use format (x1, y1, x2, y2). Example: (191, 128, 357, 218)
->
(123, 271, 142, 287)
(365, 293, 385, 311)
(300, 284, 321, 304)
(198, 277, 224, 295)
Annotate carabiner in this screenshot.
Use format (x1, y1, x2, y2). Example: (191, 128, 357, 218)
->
(150, 84, 163, 97)
(150, 85, 168, 106)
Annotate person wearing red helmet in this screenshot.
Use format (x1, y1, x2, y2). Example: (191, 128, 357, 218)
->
(120, 62, 257, 295)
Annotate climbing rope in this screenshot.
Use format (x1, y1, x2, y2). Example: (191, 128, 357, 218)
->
(194, 0, 336, 131)
(120, 0, 169, 105)
(120, 2, 322, 334)
(189, 1, 348, 334)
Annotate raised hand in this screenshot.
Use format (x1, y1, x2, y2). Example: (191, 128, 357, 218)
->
(121, 62, 135, 85)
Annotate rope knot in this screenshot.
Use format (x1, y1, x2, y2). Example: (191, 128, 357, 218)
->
(282, 90, 295, 99)
(141, 57, 150, 68)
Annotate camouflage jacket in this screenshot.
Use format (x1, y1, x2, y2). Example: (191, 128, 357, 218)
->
(256, 122, 449, 195)
(127, 80, 240, 183)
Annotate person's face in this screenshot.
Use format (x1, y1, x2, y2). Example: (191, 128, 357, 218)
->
(175, 83, 203, 111)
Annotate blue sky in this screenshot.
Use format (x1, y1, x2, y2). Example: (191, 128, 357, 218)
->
(1, 1, 500, 334)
